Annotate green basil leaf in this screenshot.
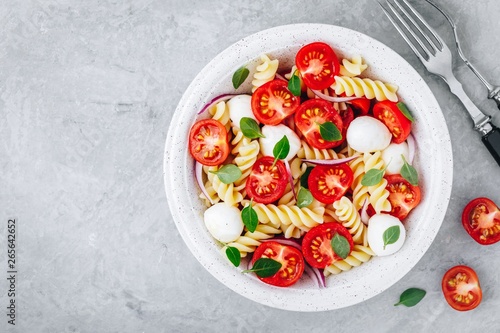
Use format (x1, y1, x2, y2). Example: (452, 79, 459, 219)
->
(383, 225, 401, 250)
(225, 246, 241, 267)
(288, 73, 301, 96)
(397, 102, 414, 122)
(273, 135, 290, 161)
(241, 202, 258, 233)
(400, 155, 418, 186)
(394, 288, 426, 307)
(244, 258, 282, 278)
(232, 66, 250, 89)
(240, 117, 264, 139)
(331, 233, 350, 259)
(209, 164, 242, 184)
(297, 187, 313, 208)
(317, 121, 342, 142)
(300, 166, 314, 189)
(361, 168, 385, 186)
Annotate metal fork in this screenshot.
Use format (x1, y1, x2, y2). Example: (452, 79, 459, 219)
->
(379, 0, 500, 166)
(424, 0, 500, 110)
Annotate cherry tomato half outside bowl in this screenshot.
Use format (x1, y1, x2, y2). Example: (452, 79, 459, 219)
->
(251, 241, 305, 287)
(442, 265, 482, 311)
(462, 197, 500, 245)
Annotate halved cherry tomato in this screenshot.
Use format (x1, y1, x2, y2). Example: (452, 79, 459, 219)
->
(246, 156, 288, 204)
(251, 79, 300, 125)
(302, 222, 354, 268)
(349, 98, 371, 116)
(251, 241, 305, 287)
(373, 100, 412, 144)
(339, 105, 354, 145)
(442, 265, 482, 311)
(462, 197, 500, 245)
(308, 164, 353, 204)
(295, 42, 339, 90)
(188, 119, 229, 166)
(294, 99, 344, 149)
(385, 174, 421, 220)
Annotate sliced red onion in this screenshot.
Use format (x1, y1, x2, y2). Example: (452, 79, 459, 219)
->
(275, 73, 287, 81)
(246, 257, 253, 270)
(311, 89, 359, 102)
(284, 159, 297, 201)
(360, 198, 370, 226)
(302, 155, 357, 166)
(261, 237, 302, 251)
(195, 162, 214, 205)
(197, 93, 238, 115)
(407, 133, 416, 164)
(304, 265, 326, 288)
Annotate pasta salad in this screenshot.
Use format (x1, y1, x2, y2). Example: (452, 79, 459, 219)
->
(188, 41, 421, 288)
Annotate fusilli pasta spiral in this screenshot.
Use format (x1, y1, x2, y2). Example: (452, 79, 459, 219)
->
(332, 76, 398, 102)
(226, 224, 282, 257)
(252, 54, 279, 92)
(339, 55, 368, 77)
(208, 101, 231, 131)
(231, 127, 260, 189)
(205, 166, 244, 206)
(250, 202, 325, 232)
(330, 196, 367, 245)
(297, 139, 347, 160)
(324, 245, 376, 276)
(362, 152, 391, 214)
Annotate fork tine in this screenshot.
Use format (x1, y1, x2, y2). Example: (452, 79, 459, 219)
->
(392, 0, 439, 55)
(379, 1, 428, 62)
(398, 0, 444, 50)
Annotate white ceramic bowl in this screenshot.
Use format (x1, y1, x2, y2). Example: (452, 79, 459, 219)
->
(164, 24, 453, 311)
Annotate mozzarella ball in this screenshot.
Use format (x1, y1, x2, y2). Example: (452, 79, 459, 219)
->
(346, 116, 392, 153)
(367, 214, 406, 256)
(227, 95, 255, 128)
(259, 124, 301, 161)
(204, 203, 244, 243)
(382, 142, 410, 175)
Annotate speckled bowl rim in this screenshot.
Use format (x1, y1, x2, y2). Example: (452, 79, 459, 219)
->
(164, 24, 453, 311)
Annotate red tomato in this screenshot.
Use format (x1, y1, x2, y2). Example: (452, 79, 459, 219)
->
(339, 105, 354, 145)
(462, 197, 500, 245)
(442, 265, 482, 311)
(188, 119, 229, 166)
(385, 175, 421, 220)
(251, 241, 305, 287)
(349, 98, 371, 116)
(373, 100, 412, 143)
(294, 99, 344, 149)
(246, 156, 288, 204)
(308, 164, 353, 204)
(295, 42, 339, 90)
(302, 222, 354, 268)
(251, 79, 300, 125)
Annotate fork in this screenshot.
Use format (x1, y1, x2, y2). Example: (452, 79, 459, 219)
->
(424, 0, 500, 110)
(379, 0, 500, 166)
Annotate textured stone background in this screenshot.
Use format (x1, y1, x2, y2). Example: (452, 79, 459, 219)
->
(1, 0, 500, 332)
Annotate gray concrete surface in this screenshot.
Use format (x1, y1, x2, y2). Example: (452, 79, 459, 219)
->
(2, 0, 500, 332)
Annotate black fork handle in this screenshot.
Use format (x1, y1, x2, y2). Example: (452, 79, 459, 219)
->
(482, 125, 500, 166)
